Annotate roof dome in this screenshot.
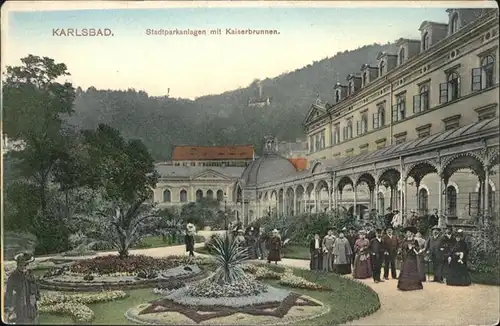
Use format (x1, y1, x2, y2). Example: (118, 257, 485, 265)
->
(240, 135, 297, 187)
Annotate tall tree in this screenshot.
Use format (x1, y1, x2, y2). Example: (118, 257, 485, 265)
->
(2, 55, 76, 216)
(76, 124, 160, 258)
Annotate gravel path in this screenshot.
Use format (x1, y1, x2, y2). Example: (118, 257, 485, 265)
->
(9, 244, 498, 325)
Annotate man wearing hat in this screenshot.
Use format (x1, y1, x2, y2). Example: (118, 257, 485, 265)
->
(5, 252, 40, 324)
(382, 226, 401, 280)
(439, 225, 456, 281)
(185, 223, 196, 257)
(267, 229, 282, 264)
(424, 226, 444, 282)
(368, 228, 386, 283)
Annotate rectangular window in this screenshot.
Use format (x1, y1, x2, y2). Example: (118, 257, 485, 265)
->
(471, 68, 482, 91)
(439, 83, 448, 104)
(356, 121, 360, 136)
(413, 94, 420, 113)
(392, 105, 398, 122)
(373, 113, 379, 129)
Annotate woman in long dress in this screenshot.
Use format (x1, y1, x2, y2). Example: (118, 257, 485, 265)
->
(245, 227, 258, 259)
(446, 229, 471, 286)
(415, 232, 427, 282)
(332, 231, 353, 275)
(397, 226, 424, 291)
(267, 229, 282, 264)
(353, 230, 372, 279)
(309, 233, 323, 270)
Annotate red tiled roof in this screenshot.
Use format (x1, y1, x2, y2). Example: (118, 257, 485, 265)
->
(172, 145, 255, 161)
(288, 157, 308, 171)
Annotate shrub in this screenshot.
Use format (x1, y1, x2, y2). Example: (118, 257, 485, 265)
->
(210, 234, 249, 284)
(257, 211, 361, 246)
(254, 267, 281, 280)
(467, 219, 500, 276)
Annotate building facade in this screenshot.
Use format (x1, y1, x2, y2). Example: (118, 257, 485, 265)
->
(236, 8, 500, 226)
(153, 145, 255, 208)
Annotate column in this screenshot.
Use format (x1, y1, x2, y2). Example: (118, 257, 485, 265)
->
(389, 186, 394, 210)
(416, 183, 420, 214)
(484, 168, 490, 220)
(339, 191, 343, 212)
(328, 188, 332, 212)
(443, 181, 448, 216)
(353, 185, 357, 219)
(438, 174, 443, 227)
(375, 184, 379, 214)
(314, 188, 318, 213)
(242, 193, 245, 225)
(293, 190, 297, 216)
(283, 192, 287, 216)
(403, 178, 407, 219)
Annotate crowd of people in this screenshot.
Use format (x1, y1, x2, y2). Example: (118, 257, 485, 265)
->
(308, 223, 472, 290)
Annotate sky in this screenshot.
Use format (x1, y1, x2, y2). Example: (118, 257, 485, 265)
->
(1, 1, 495, 99)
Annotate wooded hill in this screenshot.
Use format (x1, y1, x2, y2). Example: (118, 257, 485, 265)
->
(67, 42, 397, 161)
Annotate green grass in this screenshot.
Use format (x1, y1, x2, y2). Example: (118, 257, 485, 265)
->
(38, 265, 380, 325)
(39, 288, 157, 325)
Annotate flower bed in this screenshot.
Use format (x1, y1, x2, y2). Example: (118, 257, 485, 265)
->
(186, 276, 268, 298)
(39, 290, 127, 323)
(39, 261, 208, 292)
(168, 284, 290, 307)
(242, 263, 330, 291)
(124, 291, 329, 325)
(70, 255, 179, 274)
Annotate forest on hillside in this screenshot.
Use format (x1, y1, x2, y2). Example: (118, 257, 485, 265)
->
(67, 42, 397, 161)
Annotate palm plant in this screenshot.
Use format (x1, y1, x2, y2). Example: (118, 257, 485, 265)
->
(210, 233, 249, 285)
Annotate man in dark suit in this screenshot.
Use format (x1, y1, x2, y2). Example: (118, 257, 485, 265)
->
(428, 209, 439, 230)
(382, 226, 401, 280)
(369, 228, 386, 283)
(439, 225, 456, 281)
(366, 223, 376, 241)
(425, 226, 444, 282)
(346, 228, 357, 268)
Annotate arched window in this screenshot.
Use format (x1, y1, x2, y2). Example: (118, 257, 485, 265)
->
(347, 120, 353, 139)
(206, 189, 214, 199)
(418, 188, 429, 215)
(335, 90, 341, 103)
(446, 186, 457, 217)
(180, 190, 188, 202)
(399, 47, 406, 65)
(216, 190, 224, 202)
(196, 189, 203, 201)
(481, 55, 495, 89)
(361, 113, 368, 134)
(379, 60, 385, 77)
(163, 189, 171, 202)
(422, 32, 430, 51)
(362, 72, 368, 86)
(349, 82, 355, 95)
(377, 193, 385, 215)
(447, 71, 460, 101)
(450, 13, 459, 34)
(378, 105, 385, 127)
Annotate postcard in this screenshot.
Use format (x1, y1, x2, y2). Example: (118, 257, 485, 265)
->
(1, 1, 499, 325)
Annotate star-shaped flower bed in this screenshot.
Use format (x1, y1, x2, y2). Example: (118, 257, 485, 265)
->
(126, 292, 327, 325)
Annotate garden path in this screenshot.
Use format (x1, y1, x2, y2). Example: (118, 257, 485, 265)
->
(9, 244, 498, 325)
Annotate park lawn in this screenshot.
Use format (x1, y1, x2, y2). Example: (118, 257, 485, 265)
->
(38, 266, 380, 325)
(39, 288, 157, 325)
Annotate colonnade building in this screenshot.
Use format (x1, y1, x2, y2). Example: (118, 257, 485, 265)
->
(235, 8, 499, 227)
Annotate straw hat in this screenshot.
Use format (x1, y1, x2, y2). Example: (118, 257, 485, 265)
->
(14, 252, 35, 264)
